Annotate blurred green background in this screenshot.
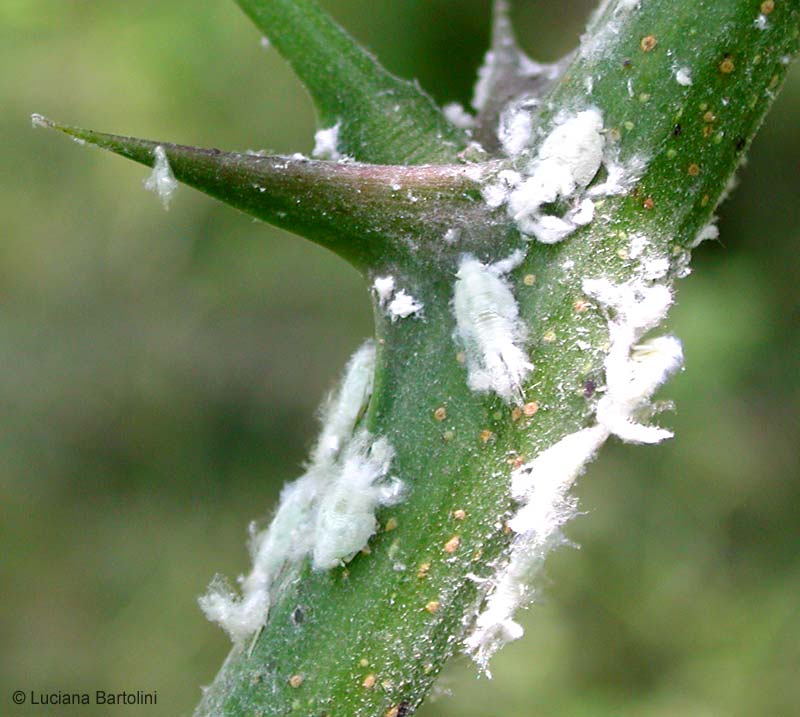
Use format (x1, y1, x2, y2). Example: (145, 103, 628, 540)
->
(1, 1, 798, 715)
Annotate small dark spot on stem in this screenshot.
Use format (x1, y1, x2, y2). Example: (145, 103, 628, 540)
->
(672, 124, 683, 137)
(397, 702, 412, 717)
(291, 606, 305, 625)
(584, 380, 597, 399)
(735, 136, 747, 151)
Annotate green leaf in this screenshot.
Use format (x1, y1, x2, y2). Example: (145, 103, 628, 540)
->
(235, 0, 470, 165)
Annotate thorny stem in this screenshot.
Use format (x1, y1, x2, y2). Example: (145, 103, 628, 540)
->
(34, 1, 799, 716)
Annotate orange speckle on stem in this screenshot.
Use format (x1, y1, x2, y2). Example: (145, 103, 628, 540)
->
(523, 273, 536, 286)
(288, 674, 304, 689)
(688, 163, 701, 176)
(362, 674, 377, 689)
(384, 517, 398, 532)
(444, 535, 461, 554)
(573, 298, 591, 313)
(640, 35, 657, 52)
(453, 509, 467, 521)
(417, 562, 431, 579)
(433, 406, 447, 421)
(643, 197, 655, 210)
(720, 56, 735, 74)
(479, 429, 495, 444)
(425, 600, 441, 614)
(761, 0, 775, 14)
(523, 401, 539, 417)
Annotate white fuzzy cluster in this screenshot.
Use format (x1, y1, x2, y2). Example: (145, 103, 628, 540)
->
(30, 113, 49, 129)
(312, 122, 343, 161)
(627, 233, 671, 281)
(443, 102, 476, 129)
(583, 278, 684, 444)
(312, 433, 403, 569)
(467, 276, 684, 669)
(691, 221, 720, 248)
(472, 50, 499, 113)
(483, 109, 645, 244)
(143, 145, 178, 210)
(200, 341, 404, 645)
(508, 110, 604, 242)
(453, 252, 532, 404)
(372, 276, 424, 321)
(498, 102, 535, 157)
(675, 66, 693, 86)
(466, 425, 609, 671)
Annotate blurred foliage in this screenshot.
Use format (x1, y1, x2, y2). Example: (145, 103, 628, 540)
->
(1, 1, 798, 715)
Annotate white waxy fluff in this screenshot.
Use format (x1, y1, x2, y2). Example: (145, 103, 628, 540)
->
(467, 276, 683, 668)
(453, 252, 532, 404)
(675, 67, 693, 86)
(30, 113, 49, 129)
(199, 474, 321, 644)
(143, 145, 178, 209)
(200, 340, 380, 644)
(388, 290, 424, 320)
(587, 150, 647, 198)
(481, 169, 522, 209)
(691, 222, 719, 248)
(498, 104, 534, 157)
(312, 432, 402, 570)
(472, 50, 497, 112)
(627, 233, 671, 280)
(583, 278, 683, 444)
(507, 109, 605, 242)
(312, 122, 343, 160)
(373, 276, 423, 321)
(312, 341, 377, 464)
(466, 425, 609, 671)
(372, 276, 396, 308)
(443, 102, 476, 129)
(535, 109, 606, 187)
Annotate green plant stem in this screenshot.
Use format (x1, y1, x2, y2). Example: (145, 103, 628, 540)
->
(234, 0, 469, 164)
(190, 3, 798, 716)
(35, 1, 799, 716)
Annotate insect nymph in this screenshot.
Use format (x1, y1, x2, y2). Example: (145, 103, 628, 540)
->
(453, 251, 532, 405)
